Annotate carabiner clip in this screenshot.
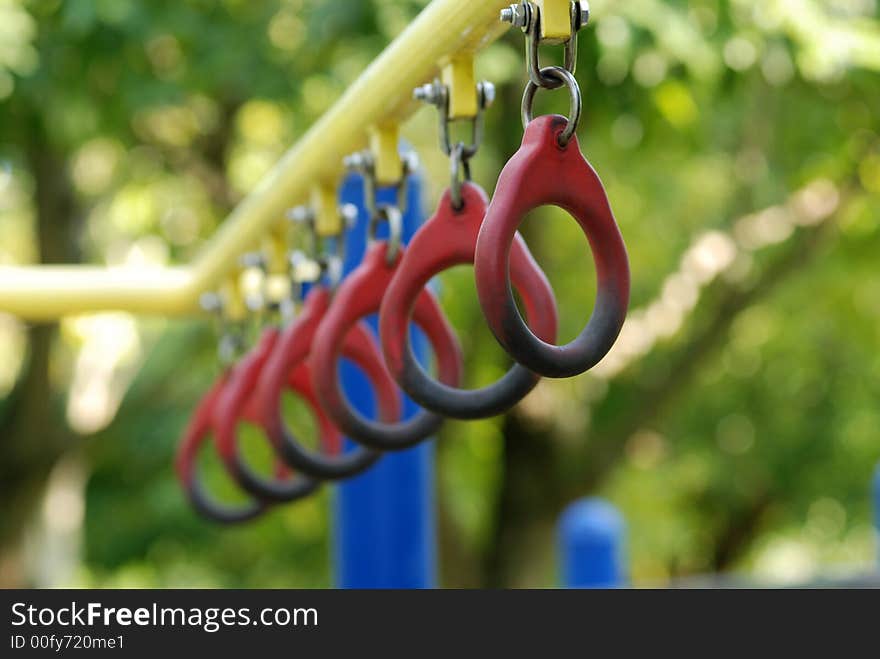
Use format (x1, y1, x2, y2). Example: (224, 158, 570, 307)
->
(310, 242, 464, 450)
(380, 181, 558, 419)
(256, 286, 402, 480)
(474, 114, 630, 378)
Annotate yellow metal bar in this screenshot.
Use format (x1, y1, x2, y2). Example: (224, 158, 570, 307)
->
(442, 55, 478, 120)
(0, 266, 194, 321)
(311, 183, 341, 237)
(0, 0, 510, 321)
(536, 0, 574, 42)
(368, 124, 403, 186)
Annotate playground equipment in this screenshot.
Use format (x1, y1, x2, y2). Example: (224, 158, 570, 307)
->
(169, 0, 627, 532)
(0, 1, 635, 587)
(475, 110, 630, 378)
(0, 0, 518, 319)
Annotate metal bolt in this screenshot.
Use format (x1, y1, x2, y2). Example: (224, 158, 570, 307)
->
(477, 81, 496, 110)
(413, 80, 445, 107)
(574, 0, 590, 30)
(342, 152, 360, 171)
(286, 205, 314, 224)
(199, 292, 222, 313)
(343, 150, 373, 173)
(339, 203, 358, 229)
(289, 250, 322, 283)
(402, 149, 420, 175)
(289, 249, 309, 269)
(239, 252, 266, 270)
(500, 2, 531, 30)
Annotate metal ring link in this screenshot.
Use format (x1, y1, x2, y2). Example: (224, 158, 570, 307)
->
(367, 204, 403, 264)
(521, 65, 582, 146)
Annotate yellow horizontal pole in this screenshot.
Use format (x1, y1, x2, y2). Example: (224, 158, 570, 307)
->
(0, 0, 511, 321)
(0, 266, 195, 321)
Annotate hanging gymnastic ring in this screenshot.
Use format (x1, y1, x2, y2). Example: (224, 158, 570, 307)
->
(474, 114, 630, 379)
(379, 181, 558, 419)
(213, 328, 323, 503)
(256, 286, 399, 480)
(256, 287, 390, 479)
(311, 242, 464, 450)
(176, 375, 274, 523)
(251, 358, 359, 483)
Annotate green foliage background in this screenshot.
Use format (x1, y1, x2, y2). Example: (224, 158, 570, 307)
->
(0, 0, 878, 587)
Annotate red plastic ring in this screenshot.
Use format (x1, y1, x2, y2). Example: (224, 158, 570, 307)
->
(212, 328, 322, 503)
(474, 115, 630, 378)
(286, 361, 343, 456)
(175, 373, 284, 523)
(256, 286, 402, 479)
(379, 182, 558, 418)
(311, 242, 464, 450)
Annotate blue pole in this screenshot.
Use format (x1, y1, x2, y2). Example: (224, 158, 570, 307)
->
(332, 170, 436, 588)
(558, 497, 626, 588)
(873, 462, 880, 569)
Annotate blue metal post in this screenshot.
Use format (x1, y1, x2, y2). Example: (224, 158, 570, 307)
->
(558, 497, 626, 588)
(332, 171, 436, 588)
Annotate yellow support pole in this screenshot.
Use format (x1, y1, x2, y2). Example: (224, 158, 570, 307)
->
(368, 124, 403, 186)
(441, 55, 478, 120)
(0, 0, 511, 321)
(536, 0, 574, 42)
(311, 183, 342, 237)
